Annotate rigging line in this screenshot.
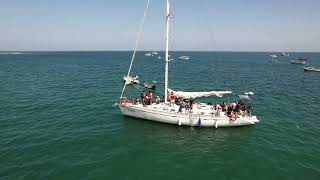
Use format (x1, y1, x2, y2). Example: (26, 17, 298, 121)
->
(120, 0, 150, 98)
(133, 84, 143, 93)
(133, 84, 162, 99)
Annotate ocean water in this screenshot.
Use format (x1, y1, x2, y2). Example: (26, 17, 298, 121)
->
(0, 51, 319, 179)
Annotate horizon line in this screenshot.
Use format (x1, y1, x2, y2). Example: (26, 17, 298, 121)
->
(1, 50, 320, 53)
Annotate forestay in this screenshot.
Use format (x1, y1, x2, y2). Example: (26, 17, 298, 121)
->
(168, 89, 232, 99)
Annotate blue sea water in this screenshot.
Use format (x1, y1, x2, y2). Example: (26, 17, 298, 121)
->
(0, 51, 319, 179)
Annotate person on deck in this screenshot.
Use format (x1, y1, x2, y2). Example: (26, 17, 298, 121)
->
(155, 96, 160, 104)
(216, 103, 221, 111)
(185, 99, 190, 111)
(189, 99, 194, 112)
(146, 92, 150, 105)
(169, 92, 175, 106)
(227, 105, 232, 116)
(148, 91, 153, 104)
(215, 103, 221, 117)
(221, 102, 226, 112)
(161, 96, 165, 103)
(235, 103, 241, 113)
(179, 100, 185, 112)
(141, 91, 146, 106)
(231, 102, 237, 110)
(133, 97, 138, 105)
(142, 91, 146, 106)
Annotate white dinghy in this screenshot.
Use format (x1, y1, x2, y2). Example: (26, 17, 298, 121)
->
(123, 75, 139, 85)
(238, 91, 254, 100)
(118, 0, 260, 128)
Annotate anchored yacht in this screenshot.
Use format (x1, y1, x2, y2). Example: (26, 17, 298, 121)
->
(118, 0, 259, 128)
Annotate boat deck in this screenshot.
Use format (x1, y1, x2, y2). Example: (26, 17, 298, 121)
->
(124, 102, 251, 119)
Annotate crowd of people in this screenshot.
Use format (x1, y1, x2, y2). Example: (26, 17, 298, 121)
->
(132, 91, 180, 106)
(132, 90, 168, 106)
(130, 91, 253, 117)
(132, 90, 153, 106)
(213, 101, 253, 117)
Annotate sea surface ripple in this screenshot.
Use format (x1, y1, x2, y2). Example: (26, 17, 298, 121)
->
(0, 51, 319, 179)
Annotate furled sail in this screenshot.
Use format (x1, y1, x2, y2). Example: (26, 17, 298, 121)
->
(168, 89, 232, 99)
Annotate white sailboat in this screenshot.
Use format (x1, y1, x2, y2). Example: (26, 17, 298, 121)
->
(118, 0, 259, 128)
(269, 54, 277, 63)
(281, 49, 290, 56)
(178, 56, 190, 60)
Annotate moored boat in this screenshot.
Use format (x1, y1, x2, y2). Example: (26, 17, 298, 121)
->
(281, 49, 290, 56)
(118, 0, 260, 128)
(269, 54, 277, 63)
(119, 101, 259, 128)
(291, 58, 307, 64)
(178, 56, 190, 60)
(303, 66, 320, 72)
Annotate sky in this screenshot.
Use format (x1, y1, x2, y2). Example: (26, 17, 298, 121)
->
(0, 0, 319, 52)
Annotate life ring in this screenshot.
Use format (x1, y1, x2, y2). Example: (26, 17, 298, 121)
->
(229, 114, 237, 121)
(120, 101, 126, 107)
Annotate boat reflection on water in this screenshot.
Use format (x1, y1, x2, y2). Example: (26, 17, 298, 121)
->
(122, 114, 256, 152)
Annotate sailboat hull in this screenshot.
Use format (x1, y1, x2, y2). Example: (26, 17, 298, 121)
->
(119, 104, 259, 128)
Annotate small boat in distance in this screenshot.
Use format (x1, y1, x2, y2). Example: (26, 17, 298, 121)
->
(152, 51, 159, 55)
(178, 56, 190, 60)
(281, 49, 290, 56)
(291, 58, 307, 64)
(269, 54, 277, 63)
(303, 67, 320, 72)
(145, 52, 152, 56)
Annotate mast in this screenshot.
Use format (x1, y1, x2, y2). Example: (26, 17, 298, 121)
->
(164, 0, 170, 103)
